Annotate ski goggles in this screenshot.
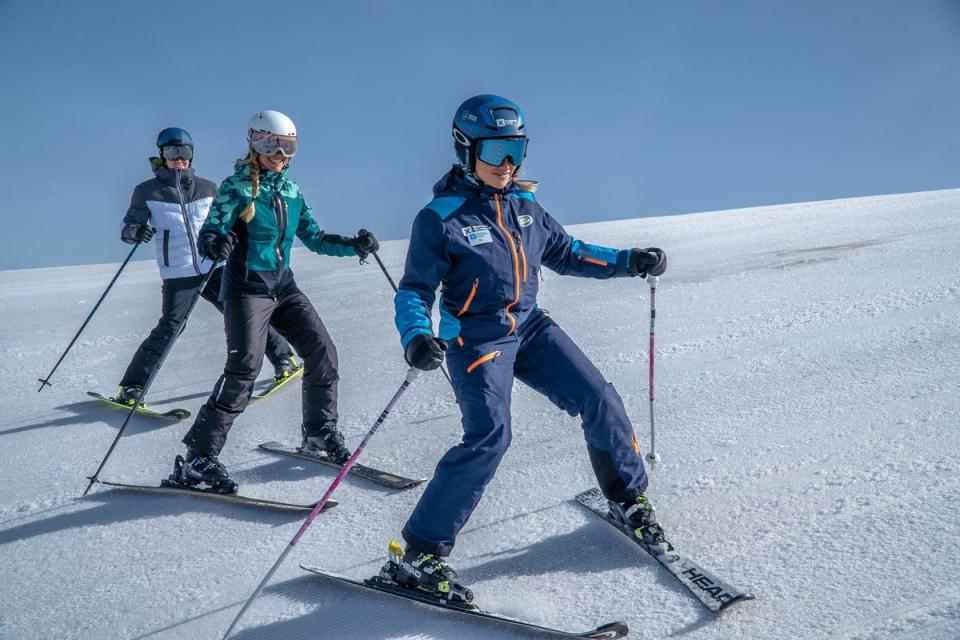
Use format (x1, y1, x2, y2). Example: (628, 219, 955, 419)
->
(476, 137, 527, 167)
(248, 131, 298, 158)
(160, 144, 193, 161)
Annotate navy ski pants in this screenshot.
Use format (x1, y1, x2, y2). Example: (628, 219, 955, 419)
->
(402, 309, 649, 556)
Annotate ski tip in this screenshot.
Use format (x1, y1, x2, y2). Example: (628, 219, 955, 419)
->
(317, 499, 339, 511)
(587, 621, 629, 639)
(717, 592, 756, 610)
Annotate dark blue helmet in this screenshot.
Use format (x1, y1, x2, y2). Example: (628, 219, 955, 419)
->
(452, 95, 527, 170)
(156, 127, 194, 164)
(156, 127, 193, 149)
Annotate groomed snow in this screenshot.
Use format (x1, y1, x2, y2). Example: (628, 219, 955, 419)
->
(2, 189, 958, 639)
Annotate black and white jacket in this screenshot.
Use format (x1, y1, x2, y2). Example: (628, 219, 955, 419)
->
(123, 159, 218, 279)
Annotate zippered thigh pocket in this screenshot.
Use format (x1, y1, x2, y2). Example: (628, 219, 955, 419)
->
(466, 350, 502, 374)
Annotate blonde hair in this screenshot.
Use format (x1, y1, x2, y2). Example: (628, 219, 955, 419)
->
(237, 150, 261, 223)
(514, 179, 538, 193)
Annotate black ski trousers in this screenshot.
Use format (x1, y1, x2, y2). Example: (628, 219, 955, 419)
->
(182, 284, 339, 456)
(120, 268, 293, 389)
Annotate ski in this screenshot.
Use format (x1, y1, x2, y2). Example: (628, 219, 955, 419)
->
(251, 364, 304, 400)
(300, 565, 629, 639)
(575, 488, 754, 612)
(87, 391, 190, 421)
(258, 441, 427, 490)
(92, 480, 335, 512)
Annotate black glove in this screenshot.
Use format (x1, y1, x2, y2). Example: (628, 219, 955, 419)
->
(630, 247, 667, 277)
(198, 231, 237, 260)
(404, 334, 447, 371)
(354, 228, 380, 261)
(121, 223, 155, 245)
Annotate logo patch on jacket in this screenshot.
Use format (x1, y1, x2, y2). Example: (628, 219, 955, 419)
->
(517, 214, 533, 227)
(462, 225, 493, 247)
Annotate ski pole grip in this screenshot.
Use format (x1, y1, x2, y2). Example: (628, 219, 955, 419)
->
(647, 275, 659, 288)
(405, 367, 421, 383)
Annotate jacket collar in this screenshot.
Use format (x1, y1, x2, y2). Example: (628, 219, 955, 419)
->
(150, 157, 195, 188)
(433, 165, 519, 201)
(232, 161, 290, 188)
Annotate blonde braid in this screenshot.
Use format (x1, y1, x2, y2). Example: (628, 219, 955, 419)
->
(238, 150, 260, 223)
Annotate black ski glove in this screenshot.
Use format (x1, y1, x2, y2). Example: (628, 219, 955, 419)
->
(198, 231, 236, 260)
(404, 334, 447, 371)
(121, 223, 155, 245)
(354, 228, 380, 261)
(630, 248, 667, 278)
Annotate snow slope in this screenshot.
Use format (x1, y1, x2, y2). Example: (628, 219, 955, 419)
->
(1, 190, 958, 639)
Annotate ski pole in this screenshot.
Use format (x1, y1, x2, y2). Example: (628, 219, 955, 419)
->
(38, 243, 141, 392)
(646, 275, 661, 464)
(221, 367, 420, 640)
(82, 265, 218, 497)
(371, 250, 455, 389)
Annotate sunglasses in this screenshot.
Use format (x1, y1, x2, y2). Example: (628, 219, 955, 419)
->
(476, 137, 527, 167)
(161, 144, 193, 161)
(249, 131, 298, 158)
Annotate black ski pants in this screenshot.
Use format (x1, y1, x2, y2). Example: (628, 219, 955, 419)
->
(182, 284, 339, 456)
(120, 268, 293, 389)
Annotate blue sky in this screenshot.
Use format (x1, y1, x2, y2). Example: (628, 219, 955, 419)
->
(2, 0, 959, 271)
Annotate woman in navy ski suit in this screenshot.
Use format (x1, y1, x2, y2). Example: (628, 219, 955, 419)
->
(385, 95, 668, 599)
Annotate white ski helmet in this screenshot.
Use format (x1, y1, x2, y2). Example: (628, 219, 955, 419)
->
(247, 110, 297, 139)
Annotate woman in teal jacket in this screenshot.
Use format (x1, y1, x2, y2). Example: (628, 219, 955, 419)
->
(169, 110, 378, 493)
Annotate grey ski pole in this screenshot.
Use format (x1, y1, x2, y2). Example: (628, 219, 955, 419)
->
(371, 250, 456, 389)
(38, 243, 140, 391)
(646, 275, 661, 464)
(221, 367, 420, 640)
(82, 264, 217, 496)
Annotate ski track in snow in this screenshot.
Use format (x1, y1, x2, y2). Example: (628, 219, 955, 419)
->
(1, 189, 959, 639)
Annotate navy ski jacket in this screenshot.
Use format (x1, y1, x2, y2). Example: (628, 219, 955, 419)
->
(395, 167, 636, 348)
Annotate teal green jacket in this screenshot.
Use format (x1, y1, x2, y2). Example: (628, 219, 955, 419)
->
(200, 163, 356, 296)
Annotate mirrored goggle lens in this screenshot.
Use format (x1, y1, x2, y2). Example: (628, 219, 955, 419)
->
(476, 137, 527, 167)
(161, 144, 193, 161)
(249, 132, 298, 158)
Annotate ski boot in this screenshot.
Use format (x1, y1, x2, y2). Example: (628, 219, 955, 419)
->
(273, 355, 301, 382)
(379, 540, 474, 604)
(298, 423, 351, 464)
(608, 494, 670, 552)
(162, 451, 237, 494)
(115, 385, 144, 407)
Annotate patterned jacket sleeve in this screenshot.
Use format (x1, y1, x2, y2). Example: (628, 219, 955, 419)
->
(295, 195, 358, 257)
(540, 209, 633, 278)
(394, 209, 452, 347)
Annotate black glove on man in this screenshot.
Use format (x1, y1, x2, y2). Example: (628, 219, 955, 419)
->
(121, 223, 155, 245)
(354, 228, 380, 261)
(629, 247, 667, 278)
(404, 334, 447, 371)
(198, 231, 237, 260)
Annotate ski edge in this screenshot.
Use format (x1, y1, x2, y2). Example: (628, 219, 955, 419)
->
(300, 565, 629, 639)
(251, 365, 304, 399)
(86, 391, 191, 420)
(258, 441, 427, 490)
(93, 480, 335, 512)
(575, 487, 755, 613)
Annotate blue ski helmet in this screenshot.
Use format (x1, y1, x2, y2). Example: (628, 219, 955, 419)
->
(156, 127, 193, 149)
(452, 95, 527, 171)
(156, 127, 194, 164)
